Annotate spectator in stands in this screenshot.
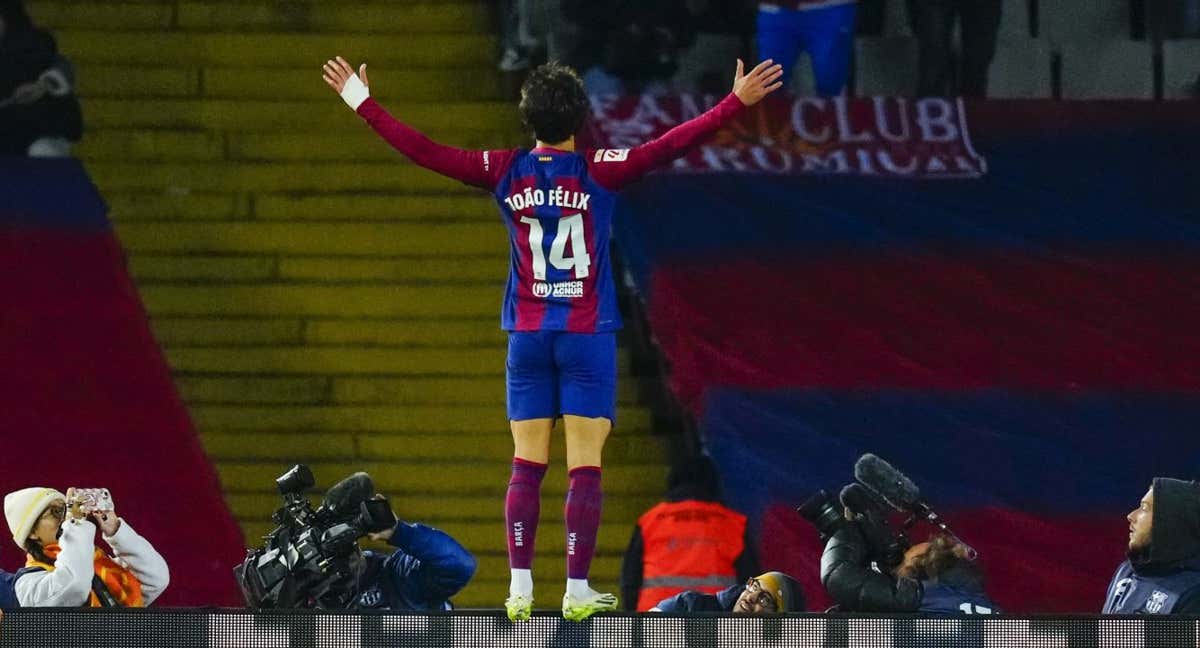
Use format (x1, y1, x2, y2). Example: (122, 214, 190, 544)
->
(651, 570, 803, 613)
(620, 454, 759, 611)
(906, 0, 1002, 97)
(822, 529, 996, 613)
(355, 502, 477, 610)
(675, 0, 756, 95)
(499, 0, 572, 73)
(1102, 478, 1200, 614)
(3, 487, 169, 607)
(756, 0, 858, 96)
(0, 0, 82, 157)
(562, 0, 696, 95)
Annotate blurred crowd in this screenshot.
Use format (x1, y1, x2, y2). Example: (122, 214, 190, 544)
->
(497, 0, 1007, 98)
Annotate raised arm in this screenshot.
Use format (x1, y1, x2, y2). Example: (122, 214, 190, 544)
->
(590, 59, 784, 191)
(322, 56, 513, 190)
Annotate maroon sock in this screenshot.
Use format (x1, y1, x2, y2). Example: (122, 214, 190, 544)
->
(564, 466, 603, 580)
(505, 458, 547, 569)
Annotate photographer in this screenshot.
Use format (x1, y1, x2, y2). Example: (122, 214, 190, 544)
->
(237, 467, 475, 610)
(650, 571, 803, 614)
(3, 487, 169, 607)
(821, 524, 995, 613)
(355, 511, 476, 611)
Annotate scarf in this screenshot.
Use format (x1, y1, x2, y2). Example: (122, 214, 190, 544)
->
(28, 543, 144, 607)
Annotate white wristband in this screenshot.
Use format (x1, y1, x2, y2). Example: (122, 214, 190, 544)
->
(340, 73, 370, 111)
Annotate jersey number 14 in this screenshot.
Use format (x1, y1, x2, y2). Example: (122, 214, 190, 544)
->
(520, 214, 591, 281)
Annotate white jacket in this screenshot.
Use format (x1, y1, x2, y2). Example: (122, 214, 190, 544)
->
(15, 518, 170, 607)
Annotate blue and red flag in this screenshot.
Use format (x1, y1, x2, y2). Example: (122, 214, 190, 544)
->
(595, 97, 1200, 612)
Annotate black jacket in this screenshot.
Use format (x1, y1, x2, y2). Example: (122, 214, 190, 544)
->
(820, 522, 923, 612)
(1103, 478, 1200, 614)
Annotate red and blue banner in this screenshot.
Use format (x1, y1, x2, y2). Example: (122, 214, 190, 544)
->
(0, 159, 245, 605)
(593, 98, 1200, 612)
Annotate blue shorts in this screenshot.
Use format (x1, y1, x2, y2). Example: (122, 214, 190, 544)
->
(506, 331, 617, 423)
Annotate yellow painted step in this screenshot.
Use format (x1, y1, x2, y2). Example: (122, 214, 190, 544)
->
(206, 67, 500, 101)
(228, 131, 521, 163)
(91, 162, 474, 193)
(58, 31, 495, 68)
(177, 375, 331, 404)
(236, 519, 640, 556)
(78, 130, 224, 162)
(164, 346, 506, 374)
(151, 318, 305, 346)
(141, 284, 499, 317)
(152, 316, 502, 347)
(86, 99, 515, 132)
(277, 257, 506, 283)
(202, 432, 664, 463)
(217, 462, 666, 496)
(191, 405, 652, 434)
(178, 374, 638, 405)
(254, 195, 497, 221)
(176, 2, 489, 33)
(303, 319, 507, 346)
(107, 193, 250, 221)
(329, 376, 639, 406)
(27, 2, 172, 30)
(130, 255, 278, 282)
(75, 67, 200, 99)
(225, 493, 659, 522)
(116, 222, 504, 256)
(163, 345, 635, 374)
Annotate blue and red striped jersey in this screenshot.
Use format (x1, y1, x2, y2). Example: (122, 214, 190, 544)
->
(494, 148, 620, 332)
(354, 93, 746, 333)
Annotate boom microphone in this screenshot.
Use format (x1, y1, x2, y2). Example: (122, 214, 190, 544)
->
(853, 453, 979, 560)
(853, 453, 922, 512)
(319, 472, 375, 518)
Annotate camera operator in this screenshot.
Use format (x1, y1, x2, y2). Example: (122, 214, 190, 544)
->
(354, 499, 477, 611)
(3, 487, 169, 607)
(822, 523, 994, 614)
(1102, 478, 1200, 614)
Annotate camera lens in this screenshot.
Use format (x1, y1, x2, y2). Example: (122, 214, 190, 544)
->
(797, 489, 845, 535)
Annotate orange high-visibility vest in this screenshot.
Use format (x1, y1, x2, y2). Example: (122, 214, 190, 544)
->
(636, 500, 746, 611)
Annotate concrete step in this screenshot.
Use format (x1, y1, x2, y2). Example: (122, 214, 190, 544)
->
(131, 255, 507, 284)
(116, 222, 505, 256)
(234, 513, 633, 559)
(175, 2, 489, 34)
(151, 318, 306, 346)
(254, 194, 499, 221)
(140, 283, 500, 317)
(202, 431, 665, 462)
(106, 193, 497, 222)
(106, 193, 251, 221)
(58, 31, 495, 68)
(151, 317, 510, 348)
(91, 162, 477, 193)
(178, 375, 641, 406)
(225, 492, 658, 523)
(217, 462, 667, 496)
(74, 66, 500, 102)
(85, 99, 515, 132)
(165, 345, 505, 374)
(162, 344, 637, 374)
(190, 404, 652, 433)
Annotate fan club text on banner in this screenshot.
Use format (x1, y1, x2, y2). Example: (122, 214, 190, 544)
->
(588, 95, 987, 178)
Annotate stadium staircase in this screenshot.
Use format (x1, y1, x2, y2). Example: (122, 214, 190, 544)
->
(29, 0, 667, 608)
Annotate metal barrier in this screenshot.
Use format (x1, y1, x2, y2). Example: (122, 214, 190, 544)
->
(2, 609, 1199, 648)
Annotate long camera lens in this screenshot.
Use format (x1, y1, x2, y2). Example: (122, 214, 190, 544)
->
(797, 489, 845, 536)
(276, 464, 316, 495)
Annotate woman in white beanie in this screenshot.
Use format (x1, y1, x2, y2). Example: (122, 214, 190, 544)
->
(3, 486, 169, 607)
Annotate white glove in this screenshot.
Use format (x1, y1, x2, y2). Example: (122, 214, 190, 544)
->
(340, 73, 370, 111)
